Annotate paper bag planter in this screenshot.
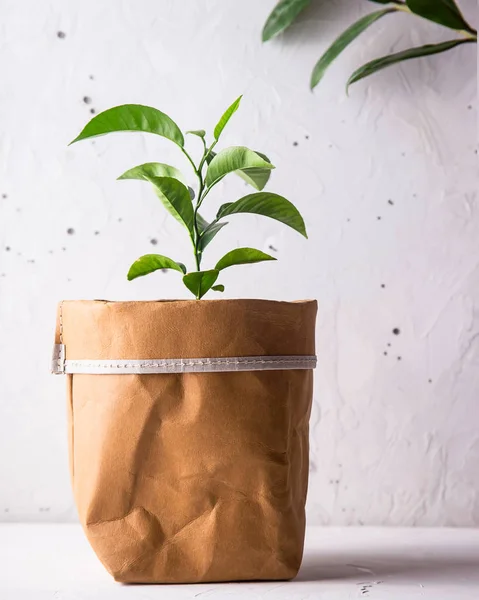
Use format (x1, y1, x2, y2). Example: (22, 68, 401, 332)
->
(52, 298, 317, 583)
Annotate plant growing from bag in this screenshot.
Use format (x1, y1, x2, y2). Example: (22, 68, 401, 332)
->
(70, 97, 307, 298)
(261, 0, 476, 91)
(59, 98, 317, 584)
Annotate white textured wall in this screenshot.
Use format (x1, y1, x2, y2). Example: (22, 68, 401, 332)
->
(0, 0, 477, 526)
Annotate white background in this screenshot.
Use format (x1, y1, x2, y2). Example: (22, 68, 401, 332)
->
(0, 0, 477, 526)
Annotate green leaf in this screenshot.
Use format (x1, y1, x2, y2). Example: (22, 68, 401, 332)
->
(262, 0, 311, 41)
(127, 254, 186, 281)
(310, 9, 398, 89)
(148, 177, 195, 235)
(235, 151, 273, 191)
(205, 147, 274, 188)
(186, 129, 206, 138)
(212, 284, 225, 292)
(215, 247, 277, 271)
(206, 150, 272, 191)
(347, 39, 474, 89)
(406, 0, 476, 33)
(69, 104, 184, 147)
(213, 96, 242, 140)
(198, 219, 229, 251)
(118, 162, 188, 186)
(183, 270, 219, 299)
(217, 192, 307, 238)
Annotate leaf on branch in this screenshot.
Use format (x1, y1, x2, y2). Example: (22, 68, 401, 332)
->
(235, 151, 273, 190)
(127, 254, 186, 281)
(311, 8, 399, 89)
(118, 162, 188, 186)
(198, 218, 229, 251)
(183, 270, 219, 299)
(217, 192, 308, 238)
(347, 39, 475, 89)
(69, 104, 184, 147)
(186, 129, 206, 138)
(215, 247, 277, 271)
(262, 0, 311, 42)
(205, 147, 274, 188)
(214, 96, 243, 141)
(148, 176, 195, 235)
(406, 0, 476, 33)
(206, 150, 272, 190)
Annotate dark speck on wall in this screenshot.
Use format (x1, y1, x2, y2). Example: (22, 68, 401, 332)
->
(5, 246, 10, 252)
(118, 218, 123, 223)
(150, 238, 158, 245)
(89, 74, 94, 80)
(428, 379, 432, 383)
(392, 328, 400, 335)
(388, 199, 394, 205)
(346, 218, 350, 222)
(1, 194, 7, 199)
(67, 228, 75, 235)
(268, 244, 277, 252)
(90, 108, 96, 114)
(468, 105, 472, 110)
(305, 135, 309, 140)
(94, 230, 100, 235)
(381, 284, 385, 288)
(387, 343, 391, 347)
(397, 356, 402, 361)
(57, 31, 66, 39)
(377, 216, 381, 220)
(161, 268, 168, 273)
(27, 259, 35, 264)
(62, 247, 66, 251)
(83, 96, 92, 104)
(383, 351, 387, 356)
(292, 141, 298, 147)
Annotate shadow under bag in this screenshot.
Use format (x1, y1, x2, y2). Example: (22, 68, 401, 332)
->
(52, 298, 317, 583)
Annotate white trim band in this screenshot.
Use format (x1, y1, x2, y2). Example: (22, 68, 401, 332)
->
(51, 345, 316, 374)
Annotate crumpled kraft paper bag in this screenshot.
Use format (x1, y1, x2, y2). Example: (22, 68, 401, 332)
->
(55, 299, 317, 583)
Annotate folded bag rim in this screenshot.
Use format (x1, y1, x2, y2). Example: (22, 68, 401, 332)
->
(54, 298, 318, 362)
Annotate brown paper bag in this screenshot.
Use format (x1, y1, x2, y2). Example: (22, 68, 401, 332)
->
(53, 299, 317, 583)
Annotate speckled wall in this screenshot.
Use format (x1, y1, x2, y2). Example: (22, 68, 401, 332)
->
(0, 0, 477, 525)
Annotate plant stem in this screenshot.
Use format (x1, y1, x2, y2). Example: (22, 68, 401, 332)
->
(193, 201, 202, 271)
(182, 141, 220, 275)
(198, 139, 218, 173)
(460, 29, 477, 41)
(181, 145, 206, 273)
(181, 147, 198, 174)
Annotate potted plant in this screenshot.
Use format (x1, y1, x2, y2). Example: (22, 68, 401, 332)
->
(53, 97, 317, 584)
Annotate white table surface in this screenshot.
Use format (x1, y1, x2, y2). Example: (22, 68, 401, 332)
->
(1, 524, 478, 599)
